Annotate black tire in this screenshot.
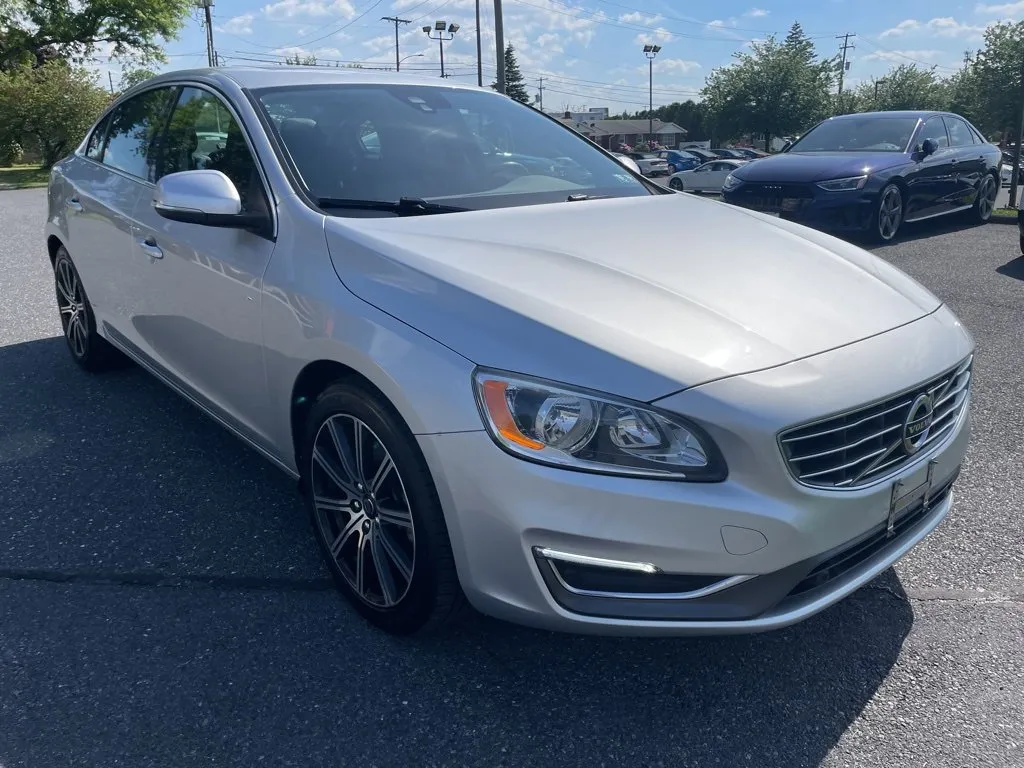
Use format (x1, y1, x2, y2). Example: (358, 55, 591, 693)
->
(52, 246, 125, 372)
(669, 177, 684, 191)
(301, 382, 467, 635)
(870, 183, 904, 243)
(970, 173, 998, 224)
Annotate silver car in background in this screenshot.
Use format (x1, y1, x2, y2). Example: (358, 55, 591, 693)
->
(45, 67, 973, 636)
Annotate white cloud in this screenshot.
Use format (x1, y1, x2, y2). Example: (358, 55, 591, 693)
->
(860, 49, 943, 64)
(619, 11, 662, 25)
(655, 58, 701, 75)
(216, 13, 254, 35)
(879, 19, 920, 37)
(925, 17, 986, 37)
(975, 0, 1024, 14)
(707, 19, 726, 28)
(262, 0, 355, 21)
(745, 8, 769, 17)
(536, 32, 564, 53)
(633, 26, 673, 45)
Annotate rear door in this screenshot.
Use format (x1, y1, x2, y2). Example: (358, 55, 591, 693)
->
(63, 87, 177, 335)
(128, 84, 278, 444)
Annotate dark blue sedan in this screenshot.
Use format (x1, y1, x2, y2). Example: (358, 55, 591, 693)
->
(722, 111, 1002, 242)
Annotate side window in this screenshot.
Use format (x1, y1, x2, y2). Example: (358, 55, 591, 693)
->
(945, 117, 976, 147)
(102, 88, 177, 180)
(159, 87, 265, 213)
(84, 115, 111, 161)
(918, 117, 949, 150)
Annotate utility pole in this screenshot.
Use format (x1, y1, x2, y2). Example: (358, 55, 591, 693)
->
(836, 32, 856, 103)
(195, 0, 216, 67)
(1010, 58, 1024, 209)
(537, 76, 544, 110)
(494, 0, 505, 94)
(382, 16, 410, 72)
(643, 44, 661, 145)
(108, 71, 115, 94)
(474, 0, 483, 86)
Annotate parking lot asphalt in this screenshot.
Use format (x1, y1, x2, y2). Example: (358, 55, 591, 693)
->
(1, 188, 1022, 768)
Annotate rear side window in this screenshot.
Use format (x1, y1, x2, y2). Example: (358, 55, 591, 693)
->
(102, 87, 177, 180)
(84, 115, 110, 161)
(945, 117, 976, 147)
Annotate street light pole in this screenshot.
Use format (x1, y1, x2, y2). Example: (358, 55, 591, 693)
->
(423, 21, 459, 79)
(642, 44, 661, 146)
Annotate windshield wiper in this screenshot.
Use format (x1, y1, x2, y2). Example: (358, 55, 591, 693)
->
(315, 197, 469, 215)
(566, 193, 611, 202)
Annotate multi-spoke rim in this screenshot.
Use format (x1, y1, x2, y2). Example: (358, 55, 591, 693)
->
(977, 175, 997, 219)
(55, 257, 88, 357)
(310, 414, 415, 608)
(878, 186, 902, 241)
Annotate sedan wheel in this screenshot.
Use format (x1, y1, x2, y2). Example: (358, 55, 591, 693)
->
(53, 247, 123, 372)
(303, 382, 467, 634)
(875, 184, 903, 242)
(972, 174, 998, 223)
(669, 178, 684, 191)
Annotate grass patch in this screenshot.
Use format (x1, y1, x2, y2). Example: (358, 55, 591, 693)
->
(992, 207, 1019, 219)
(0, 165, 49, 190)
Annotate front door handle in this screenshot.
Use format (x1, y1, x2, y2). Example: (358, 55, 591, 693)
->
(137, 236, 163, 260)
(67, 198, 84, 213)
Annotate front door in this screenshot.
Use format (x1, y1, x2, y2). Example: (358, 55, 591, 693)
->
(905, 116, 957, 220)
(129, 85, 278, 446)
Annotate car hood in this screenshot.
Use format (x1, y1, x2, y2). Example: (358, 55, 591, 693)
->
(324, 194, 941, 401)
(734, 152, 909, 183)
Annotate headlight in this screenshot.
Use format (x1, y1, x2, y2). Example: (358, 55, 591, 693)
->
(816, 175, 868, 191)
(722, 173, 741, 191)
(472, 370, 727, 481)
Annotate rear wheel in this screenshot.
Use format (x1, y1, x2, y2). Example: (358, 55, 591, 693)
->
(970, 173, 998, 223)
(302, 382, 467, 634)
(669, 177, 684, 191)
(53, 247, 124, 372)
(872, 184, 904, 243)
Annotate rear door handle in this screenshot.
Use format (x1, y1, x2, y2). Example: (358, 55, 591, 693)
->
(137, 236, 163, 260)
(67, 198, 84, 213)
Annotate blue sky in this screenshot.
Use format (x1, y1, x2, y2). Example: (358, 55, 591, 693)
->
(101, 0, 1024, 112)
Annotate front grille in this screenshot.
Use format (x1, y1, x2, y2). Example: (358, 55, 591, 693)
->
(787, 469, 958, 597)
(779, 357, 972, 488)
(735, 182, 815, 199)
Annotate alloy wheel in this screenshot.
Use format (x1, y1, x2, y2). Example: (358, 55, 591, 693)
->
(55, 257, 88, 358)
(669, 178, 683, 191)
(977, 175, 997, 220)
(878, 186, 903, 241)
(310, 414, 415, 608)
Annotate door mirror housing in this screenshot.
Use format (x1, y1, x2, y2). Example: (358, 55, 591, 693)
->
(920, 138, 939, 156)
(153, 170, 268, 234)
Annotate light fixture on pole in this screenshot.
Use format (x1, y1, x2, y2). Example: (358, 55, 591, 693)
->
(423, 21, 459, 78)
(400, 53, 425, 67)
(643, 44, 661, 146)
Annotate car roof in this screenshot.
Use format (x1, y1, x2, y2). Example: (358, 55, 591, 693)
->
(140, 65, 487, 93)
(827, 110, 948, 120)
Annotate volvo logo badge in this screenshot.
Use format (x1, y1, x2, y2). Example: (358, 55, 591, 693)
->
(902, 394, 935, 455)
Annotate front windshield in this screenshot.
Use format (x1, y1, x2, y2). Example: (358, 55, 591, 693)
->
(788, 116, 921, 153)
(254, 84, 650, 213)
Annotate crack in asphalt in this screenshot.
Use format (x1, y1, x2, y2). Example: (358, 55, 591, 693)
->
(1, 569, 1021, 606)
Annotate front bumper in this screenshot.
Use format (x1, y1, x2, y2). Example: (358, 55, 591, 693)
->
(419, 313, 973, 636)
(723, 186, 876, 233)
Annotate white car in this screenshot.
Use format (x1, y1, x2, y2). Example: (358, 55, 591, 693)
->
(669, 159, 748, 193)
(611, 152, 642, 175)
(1000, 162, 1019, 187)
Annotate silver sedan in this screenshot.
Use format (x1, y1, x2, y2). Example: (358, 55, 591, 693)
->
(46, 67, 973, 636)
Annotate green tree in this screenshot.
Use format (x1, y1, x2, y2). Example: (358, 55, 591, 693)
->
(493, 44, 529, 104)
(855, 64, 951, 112)
(0, 0, 194, 71)
(702, 22, 835, 146)
(966, 21, 1024, 139)
(0, 62, 109, 166)
(285, 53, 318, 65)
(120, 67, 158, 91)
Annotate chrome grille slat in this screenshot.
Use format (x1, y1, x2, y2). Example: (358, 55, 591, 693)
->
(779, 356, 973, 489)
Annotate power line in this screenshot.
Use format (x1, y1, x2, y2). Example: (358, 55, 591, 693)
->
(587, 0, 836, 36)
(858, 38, 959, 71)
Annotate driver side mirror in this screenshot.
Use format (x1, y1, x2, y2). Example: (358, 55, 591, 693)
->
(153, 170, 269, 235)
(920, 138, 939, 156)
